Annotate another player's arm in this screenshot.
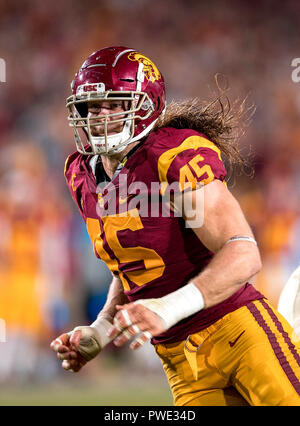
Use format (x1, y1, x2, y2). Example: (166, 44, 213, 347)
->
(50, 276, 127, 371)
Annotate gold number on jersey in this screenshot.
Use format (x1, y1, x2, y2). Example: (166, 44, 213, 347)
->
(179, 154, 214, 191)
(71, 173, 77, 192)
(86, 210, 165, 291)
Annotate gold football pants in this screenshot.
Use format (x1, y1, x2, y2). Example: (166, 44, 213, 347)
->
(155, 299, 300, 406)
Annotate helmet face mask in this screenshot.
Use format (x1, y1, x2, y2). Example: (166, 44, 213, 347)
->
(66, 47, 166, 156)
(67, 89, 155, 155)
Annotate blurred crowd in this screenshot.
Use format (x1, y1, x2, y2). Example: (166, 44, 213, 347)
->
(0, 0, 300, 382)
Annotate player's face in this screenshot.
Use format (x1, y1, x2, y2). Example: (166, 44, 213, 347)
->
(87, 100, 127, 136)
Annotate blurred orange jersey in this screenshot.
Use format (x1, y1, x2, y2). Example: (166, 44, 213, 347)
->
(64, 127, 264, 344)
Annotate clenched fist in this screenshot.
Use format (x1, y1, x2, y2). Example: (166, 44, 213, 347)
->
(50, 317, 112, 372)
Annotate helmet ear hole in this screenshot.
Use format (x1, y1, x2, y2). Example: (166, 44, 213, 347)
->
(120, 78, 135, 83)
(157, 97, 161, 111)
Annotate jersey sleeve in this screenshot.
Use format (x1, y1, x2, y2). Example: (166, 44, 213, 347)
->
(157, 134, 226, 194)
(63, 151, 85, 215)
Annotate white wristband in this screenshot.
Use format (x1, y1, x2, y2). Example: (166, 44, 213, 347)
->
(225, 236, 257, 245)
(135, 282, 205, 330)
(90, 316, 113, 348)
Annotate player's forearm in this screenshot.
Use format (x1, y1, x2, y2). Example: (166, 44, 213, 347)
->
(193, 240, 262, 308)
(98, 276, 128, 320)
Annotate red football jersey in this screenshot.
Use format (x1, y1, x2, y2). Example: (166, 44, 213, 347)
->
(65, 127, 263, 344)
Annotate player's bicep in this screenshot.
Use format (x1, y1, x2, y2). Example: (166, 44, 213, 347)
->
(185, 179, 254, 253)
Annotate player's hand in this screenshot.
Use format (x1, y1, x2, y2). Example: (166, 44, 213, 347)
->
(50, 326, 103, 372)
(107, 302, 167, 350)
(50, 316, 113, 372)
(50, 330, 89, 372)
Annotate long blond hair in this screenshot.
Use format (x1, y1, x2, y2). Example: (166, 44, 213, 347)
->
(154, 75, 255, 178)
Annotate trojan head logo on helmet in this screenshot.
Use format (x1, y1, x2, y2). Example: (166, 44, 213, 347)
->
(66, 46, 166, 156)
(128, 52, 161, 83)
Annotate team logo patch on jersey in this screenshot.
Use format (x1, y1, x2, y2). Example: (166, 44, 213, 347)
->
(128, 52, 161, 83)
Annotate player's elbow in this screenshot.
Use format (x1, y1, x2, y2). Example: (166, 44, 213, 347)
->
(233, 242, 262, 281)
(247, 247, 262, 279)
(250, 257, 262, 278)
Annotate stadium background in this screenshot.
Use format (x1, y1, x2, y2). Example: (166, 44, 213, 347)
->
(0, 0, 300, 405)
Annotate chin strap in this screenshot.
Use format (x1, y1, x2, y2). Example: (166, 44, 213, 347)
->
(90, 116, 160, 155)
(90, 120, 132, 155)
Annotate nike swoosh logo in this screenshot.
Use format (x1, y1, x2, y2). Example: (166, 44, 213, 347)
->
(229, 330, 245, 347)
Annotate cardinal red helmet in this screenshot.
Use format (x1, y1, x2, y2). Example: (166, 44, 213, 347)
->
(66, 46, 166, 155)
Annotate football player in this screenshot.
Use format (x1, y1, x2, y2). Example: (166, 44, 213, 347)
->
(51, 46, 300, 406)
